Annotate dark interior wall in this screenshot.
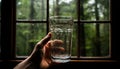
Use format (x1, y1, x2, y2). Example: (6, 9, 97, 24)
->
(0, 61, 19, 69)
(0, 0, 120, 69)
(0, 61, 119, 69)
(1, 0, 16, 59)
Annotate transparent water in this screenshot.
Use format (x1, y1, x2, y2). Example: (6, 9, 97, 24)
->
(49, 16, 73, 63)
(50, 27, 72, 63)
(52, 55, 70, 63)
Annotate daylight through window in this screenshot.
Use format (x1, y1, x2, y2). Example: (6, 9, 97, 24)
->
(16, 0, 111, 58)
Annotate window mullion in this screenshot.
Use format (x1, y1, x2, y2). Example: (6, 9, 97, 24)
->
(46, 0, 49, 33)
(16, 20, 47, 23)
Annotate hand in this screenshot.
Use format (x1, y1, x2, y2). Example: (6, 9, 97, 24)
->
(14, 32, 64, 69)
(14, 32, 52, 69)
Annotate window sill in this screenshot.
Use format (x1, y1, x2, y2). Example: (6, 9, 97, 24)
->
(70, 60, 117, 62)
(0, 59, 118, 69)
(0, 59, 117, 63)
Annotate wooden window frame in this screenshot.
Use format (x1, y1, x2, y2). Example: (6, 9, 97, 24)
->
(1, 0, 117, 62)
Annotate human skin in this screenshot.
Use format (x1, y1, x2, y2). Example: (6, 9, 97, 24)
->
(14, 32, 63, 69)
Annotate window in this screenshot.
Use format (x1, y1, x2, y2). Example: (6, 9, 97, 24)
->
(15, 0, 111, 59)
(0, 0, 111, 60)
(16, 0, 48, 56)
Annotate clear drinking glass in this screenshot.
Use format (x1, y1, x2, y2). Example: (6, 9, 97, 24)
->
(49, 16, 73, 63)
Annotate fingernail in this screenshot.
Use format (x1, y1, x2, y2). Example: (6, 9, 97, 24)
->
(48, 32, 52, 37)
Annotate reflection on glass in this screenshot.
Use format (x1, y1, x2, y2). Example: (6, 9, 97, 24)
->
(16, 0, 46, 20)
(80, 0, 110, 20)
(16, 23, 46, 56)
(80, 23, 110, 57)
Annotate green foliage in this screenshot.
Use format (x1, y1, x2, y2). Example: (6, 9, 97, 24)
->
(17, 0, 46, 20)
(16, 0, 110, 57)
(16, 23, 46, 56)
(84, 23, 110, 56)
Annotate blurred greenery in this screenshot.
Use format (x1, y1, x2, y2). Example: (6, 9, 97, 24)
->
(16, 23, 46, 56)
(16, 0, 110, 57)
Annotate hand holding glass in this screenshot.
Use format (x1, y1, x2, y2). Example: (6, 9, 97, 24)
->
(49, 16, 73, 63)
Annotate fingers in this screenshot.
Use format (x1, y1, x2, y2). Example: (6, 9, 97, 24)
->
(36, 32, 52, 49)
(51, 39, 63, 47)
(28, 32, 52, 63)
(44, 39, 64, 57)
(43, 39, 65, 64)
(44, 41, 53, 59)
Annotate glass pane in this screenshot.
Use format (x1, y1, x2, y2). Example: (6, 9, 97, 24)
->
(49, 0, 77, 20)
(16, 23, 46, 56)
(80, 23, 110, 57)
(16, 0, 46, 20)
(80, 0, 110, 20)
(72, 23, 77, 56)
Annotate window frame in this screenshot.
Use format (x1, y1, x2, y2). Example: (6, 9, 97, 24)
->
(1, 0, 115, 62)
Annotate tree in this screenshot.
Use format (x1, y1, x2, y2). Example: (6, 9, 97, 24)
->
(16, 0, 46, 56)
(16, 0, 110, 56)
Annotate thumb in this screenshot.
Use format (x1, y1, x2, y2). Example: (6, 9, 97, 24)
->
(29, 32, 52, 61)
(35, 32, 52, 50)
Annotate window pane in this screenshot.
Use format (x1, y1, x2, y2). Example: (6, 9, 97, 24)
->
(16, 23, 46, 56)
(16, 0, 46, 20)
(72, 23, 77, 56)
(49, 0, 77, 19)
(80, 0, 110, 20)
(80, 23, 110, 57)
